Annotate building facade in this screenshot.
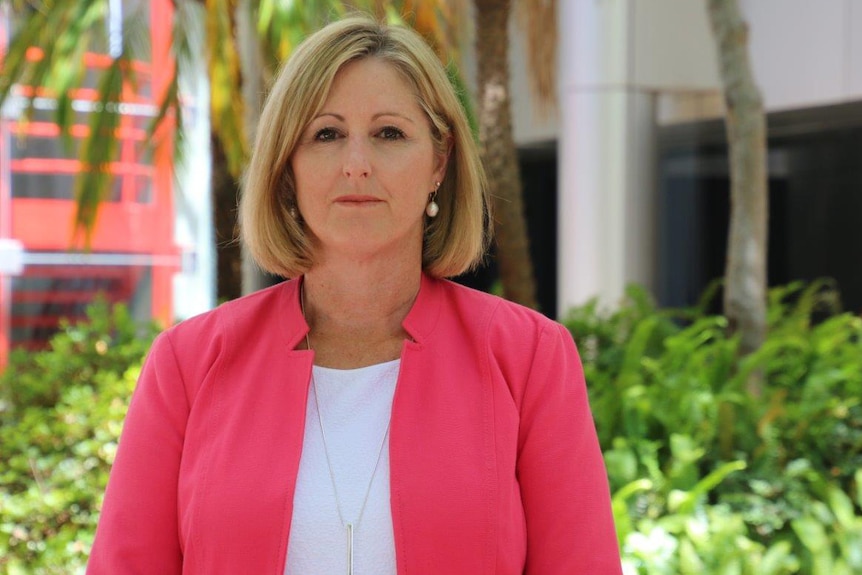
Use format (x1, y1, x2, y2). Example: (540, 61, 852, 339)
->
(462, 0, 862, 316)
(3, 0, 859, 364)
(0, 0, 213, 366)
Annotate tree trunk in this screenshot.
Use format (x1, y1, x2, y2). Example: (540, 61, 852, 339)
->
(211, 132, 243, 301)
(707, 0, 768, 390)
(236, 0, 274, 294)
(474, 0, 538, 310)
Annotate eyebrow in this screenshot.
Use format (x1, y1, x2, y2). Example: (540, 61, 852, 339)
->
(313, 112, 416, 125)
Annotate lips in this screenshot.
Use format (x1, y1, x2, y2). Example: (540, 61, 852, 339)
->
(334, 195, 383, 205)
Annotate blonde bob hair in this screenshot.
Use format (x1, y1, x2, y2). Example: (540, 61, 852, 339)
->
(240, 15, 491, 279)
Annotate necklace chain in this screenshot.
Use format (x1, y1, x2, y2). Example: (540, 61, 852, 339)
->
(310, 367, 393, 529)
(301, 283, 395, 574)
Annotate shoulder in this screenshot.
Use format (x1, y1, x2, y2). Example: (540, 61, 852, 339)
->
(145, 281, 295, 394)
(435, 280, 580, 396)
(165, 281, 291, 346)
(436, 279, 565, 345)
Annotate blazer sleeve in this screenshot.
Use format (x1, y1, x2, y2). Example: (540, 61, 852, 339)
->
(87, 331, 189, 574)
(517, 323, 622, 574)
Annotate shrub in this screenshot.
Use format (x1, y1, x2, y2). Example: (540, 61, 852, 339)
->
(0, 300, 158, 574)
(565, 282, 862, 574)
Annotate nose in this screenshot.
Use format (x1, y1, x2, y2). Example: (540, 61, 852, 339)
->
(343, 137, 371, 179)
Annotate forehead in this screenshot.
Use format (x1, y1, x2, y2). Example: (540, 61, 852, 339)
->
(321, 57, 421, 114)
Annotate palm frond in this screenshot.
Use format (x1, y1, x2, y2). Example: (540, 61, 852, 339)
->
(0, 1, 197, 245)
(43, 3, 105, 152)
(393, 0, 464, 62)
(257, 0, 347, 67)
(72, 54, 126, 244)
(146, 0, 202, 173)
(516, 0, 557, 116)
(0, 1, 109, 141)
(206, 0, 248, 177)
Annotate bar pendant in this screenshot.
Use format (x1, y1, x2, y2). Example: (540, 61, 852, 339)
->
(346, 523, 354, 575)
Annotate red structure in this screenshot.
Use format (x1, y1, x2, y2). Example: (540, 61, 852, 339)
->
(0, 1, 180, 367)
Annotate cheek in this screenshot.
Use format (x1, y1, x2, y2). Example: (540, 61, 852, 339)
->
(390, 150, 436, 189)
(389, 169, 433, 212)
(292, 155, 333, 204)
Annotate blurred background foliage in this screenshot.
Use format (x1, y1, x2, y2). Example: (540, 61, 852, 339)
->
(565, 281, 862, 575)
(0, 302, 159, 574)
(1, 282, 860, 573)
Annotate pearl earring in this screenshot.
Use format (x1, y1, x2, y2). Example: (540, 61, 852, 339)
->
(426, 183, 440, 218)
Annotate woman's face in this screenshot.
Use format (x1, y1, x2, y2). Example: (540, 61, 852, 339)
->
(291, 57, 448, 264)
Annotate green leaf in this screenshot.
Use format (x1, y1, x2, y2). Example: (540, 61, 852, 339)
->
(792, 516, 829, 552)
(72, 54, 125, 243)
(678, 538, 704, 574)
(758, 541, 797, 575)
(672, 461, 746, 515)
(827, 484, 858, 530)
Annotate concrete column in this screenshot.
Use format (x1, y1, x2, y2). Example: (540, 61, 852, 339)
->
(557, 0, 657, 313)
(172, 2, 217, 318)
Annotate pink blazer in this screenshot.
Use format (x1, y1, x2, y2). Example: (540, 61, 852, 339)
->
(87, 275, 622, 574)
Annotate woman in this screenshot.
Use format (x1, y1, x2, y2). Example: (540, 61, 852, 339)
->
(88, 15, 622, 575)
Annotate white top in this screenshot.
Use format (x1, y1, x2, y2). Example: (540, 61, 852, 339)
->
(285, 359, 400, 575)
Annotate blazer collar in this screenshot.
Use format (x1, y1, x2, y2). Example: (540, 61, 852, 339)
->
(278, 273, 443, 348)
(277, 277, 311, 350)
(401, 272, 443, 345)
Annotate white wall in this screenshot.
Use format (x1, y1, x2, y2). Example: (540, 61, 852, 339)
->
(745, 0, 849, 111)
(659, 0, 862, 123)
(507, 12, 558, 145)
(462, 0, 862, 145)
(631, 0, 720, 91)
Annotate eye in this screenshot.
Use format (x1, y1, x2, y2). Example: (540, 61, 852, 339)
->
(378, 126, 406, 140)
(313, 127, 341, 142)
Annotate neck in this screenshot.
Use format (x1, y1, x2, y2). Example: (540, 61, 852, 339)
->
(301, 250, 422, 368)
